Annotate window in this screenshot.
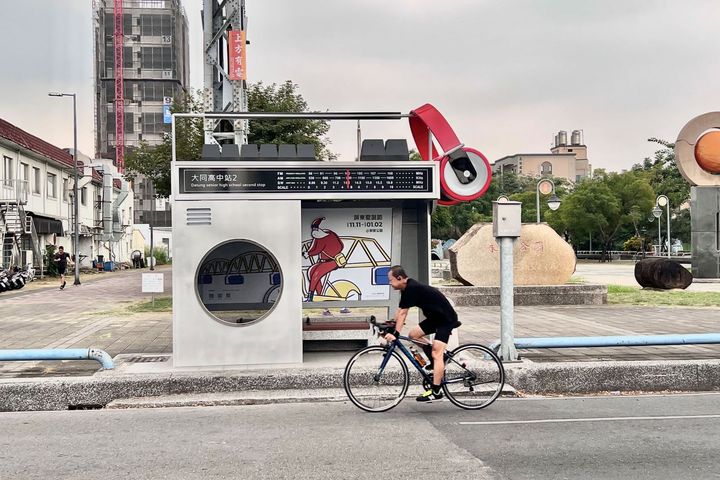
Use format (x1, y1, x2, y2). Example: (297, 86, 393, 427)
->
(105, 81, 134, 102)
(47, 173, 57, 198)
(107, 112, 135, 134)
(20, 163, 28, 181)
(123, 46, 133, 68)
(125, 112, 134, 133)
(142, 112, 170, 134)
(541, 161, 553, 175)
(62, 178, 69, 202)
(33, 167, 41, 194)
(140, 46, 173, 70)
(81, 186, 87, 206)
(139, 81, 176, 101)
(3, 156, 12, 186)
(140, 14, 174, 37)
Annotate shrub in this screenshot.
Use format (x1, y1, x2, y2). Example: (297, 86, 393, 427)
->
(44, 245, 58, 276)
(623, 236, 643, 251)
(144, 246, 171, 265)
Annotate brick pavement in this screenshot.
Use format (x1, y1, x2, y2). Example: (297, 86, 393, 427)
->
(1, 263, 719, 377)
(453, 305, 720, 362)
(0, 265, 172, 377)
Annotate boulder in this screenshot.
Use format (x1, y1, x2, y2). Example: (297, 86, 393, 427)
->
(448, 223, 576, 286)
(634, 258, 693, 289)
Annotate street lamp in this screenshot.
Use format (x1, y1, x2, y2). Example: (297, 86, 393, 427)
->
(656, 195, 670, 258)
(536, 178, 561, 223)
(48, 92, 80, 286)
(652, 205, 662, 256)
(640, 226, 647, 259)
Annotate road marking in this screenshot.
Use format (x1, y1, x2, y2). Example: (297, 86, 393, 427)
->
(459, 414, 720, 425)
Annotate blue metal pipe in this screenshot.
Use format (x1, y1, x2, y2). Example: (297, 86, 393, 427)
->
(0, 348, 114, 370)
(489, 333, 720, 353)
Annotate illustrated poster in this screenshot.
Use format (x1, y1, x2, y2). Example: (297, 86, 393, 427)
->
(301, 208, 392, 302)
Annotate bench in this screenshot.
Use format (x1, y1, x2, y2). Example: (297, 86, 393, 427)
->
(302, 316, 377, 350)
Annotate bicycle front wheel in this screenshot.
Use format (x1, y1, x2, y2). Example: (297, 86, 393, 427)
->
(442, 343, 505, 410)
(343, 346, 409, 413)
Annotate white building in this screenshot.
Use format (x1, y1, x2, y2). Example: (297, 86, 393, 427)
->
(0, 117, 134, 271)
(493, 130, 592, 183)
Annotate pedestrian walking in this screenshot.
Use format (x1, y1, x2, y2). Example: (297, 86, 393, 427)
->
(53, 246, 71, 290)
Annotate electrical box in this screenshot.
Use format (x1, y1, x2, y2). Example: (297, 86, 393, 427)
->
(492, 201, 522, 237)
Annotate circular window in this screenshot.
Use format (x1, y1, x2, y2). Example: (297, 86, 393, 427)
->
(195, 240, 283, 326)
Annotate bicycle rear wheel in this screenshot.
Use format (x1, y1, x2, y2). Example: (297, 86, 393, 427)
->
(343, 346, 409, 412)
(442, 343, 505, 410)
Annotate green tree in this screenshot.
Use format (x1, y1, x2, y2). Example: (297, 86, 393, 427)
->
(124, 90, 204, 197)
(248, 81, 335, 160)
(428, 168, 566, 239)
(507, 176, 571, 225)
(558, 170, 655, 260)
(124, 82, 336, 197)
(631, 138, 691, 246)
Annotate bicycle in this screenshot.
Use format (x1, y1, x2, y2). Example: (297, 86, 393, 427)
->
(343, 317, 505, 412)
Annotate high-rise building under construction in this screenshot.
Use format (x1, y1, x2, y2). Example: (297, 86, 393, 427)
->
(93, 0, 189, 226)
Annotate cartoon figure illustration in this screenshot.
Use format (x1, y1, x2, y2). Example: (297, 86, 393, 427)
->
(303, 217, 345, 302)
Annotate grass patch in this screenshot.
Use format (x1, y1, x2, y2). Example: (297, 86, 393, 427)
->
(607, 284, 720, 306)
(128, 296, 172, 312)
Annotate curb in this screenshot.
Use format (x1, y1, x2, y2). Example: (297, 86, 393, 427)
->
(1, 359, 719, 412)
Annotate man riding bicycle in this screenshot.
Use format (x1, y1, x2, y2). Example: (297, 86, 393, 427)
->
(384, 265, 461, 403)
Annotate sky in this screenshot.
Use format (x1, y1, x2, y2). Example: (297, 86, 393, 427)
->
(2, 0, 720, 172)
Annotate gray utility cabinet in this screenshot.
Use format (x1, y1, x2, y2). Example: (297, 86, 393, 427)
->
(691, 186, 720, 278)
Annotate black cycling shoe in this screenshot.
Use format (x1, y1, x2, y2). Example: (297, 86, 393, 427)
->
(416, 389, 443, 403)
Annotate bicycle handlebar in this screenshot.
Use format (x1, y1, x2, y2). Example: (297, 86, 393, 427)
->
(368, 316, 396, 336)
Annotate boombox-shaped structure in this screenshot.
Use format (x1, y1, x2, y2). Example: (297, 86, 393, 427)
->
(170, 104, 491, 368)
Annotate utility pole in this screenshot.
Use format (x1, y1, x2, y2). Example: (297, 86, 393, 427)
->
(149, 179, 154, 271)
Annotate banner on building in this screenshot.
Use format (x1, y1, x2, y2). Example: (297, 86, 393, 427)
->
(228, 30, 247, 81)
(163, 105, 172, 124)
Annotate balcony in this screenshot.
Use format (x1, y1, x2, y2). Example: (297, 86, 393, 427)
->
(0, 180, 29, 204)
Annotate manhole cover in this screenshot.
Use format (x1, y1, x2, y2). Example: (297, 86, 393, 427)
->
(125, 356, 169, 363)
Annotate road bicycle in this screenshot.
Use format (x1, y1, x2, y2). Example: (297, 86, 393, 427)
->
(343, 317, 505, 412)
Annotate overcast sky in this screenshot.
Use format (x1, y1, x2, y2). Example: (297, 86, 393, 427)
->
(2, 0, 719, 172)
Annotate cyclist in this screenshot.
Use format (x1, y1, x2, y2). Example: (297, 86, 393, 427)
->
(384, 265, 460, 403)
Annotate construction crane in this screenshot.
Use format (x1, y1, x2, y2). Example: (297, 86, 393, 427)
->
(113, 0, 124, 173)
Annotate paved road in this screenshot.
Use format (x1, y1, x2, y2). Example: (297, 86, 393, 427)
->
(1, 393, 718, 479)
(573, 260, 720, 292)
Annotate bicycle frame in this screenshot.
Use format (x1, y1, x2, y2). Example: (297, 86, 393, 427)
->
(377, 336, 479, 389)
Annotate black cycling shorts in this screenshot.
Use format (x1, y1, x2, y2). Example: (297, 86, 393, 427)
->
(418, 317, 459, 344)
(58, 266, 66, 275)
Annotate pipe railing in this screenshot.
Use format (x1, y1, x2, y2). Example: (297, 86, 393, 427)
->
(489, 333, 720, 355)
(0, 348, 114, 369)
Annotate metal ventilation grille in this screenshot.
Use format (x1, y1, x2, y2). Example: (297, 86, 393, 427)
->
(186, 207, 211, 225)
(126, 356, 170, 363)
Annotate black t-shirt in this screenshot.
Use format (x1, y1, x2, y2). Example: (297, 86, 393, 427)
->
(399, 278, 458, 324)
(54, 252, 70, 268)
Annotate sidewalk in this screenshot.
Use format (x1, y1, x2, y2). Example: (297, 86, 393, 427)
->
(1, 263, 719, 410)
